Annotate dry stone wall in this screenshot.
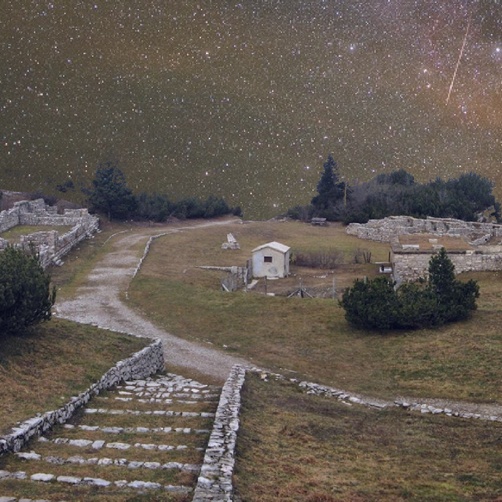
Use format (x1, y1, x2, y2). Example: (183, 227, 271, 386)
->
(392, 248, 502, 282)
(193, 364, 246, 501)
(346, 216, 502, 282)
(346, 215, 502, 243)
(0, 340, 164, 457)
(0, 199, 99, 268)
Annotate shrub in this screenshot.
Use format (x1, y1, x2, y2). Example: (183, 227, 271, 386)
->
(340, 276, 401, 330)
(0, 246, 56, 335)
(292, 249, 344, 269)
(340, 248, 479, 331)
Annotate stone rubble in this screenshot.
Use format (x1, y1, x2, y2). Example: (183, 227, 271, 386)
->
(0, 469, 191, 494)
(83, 407, 215, 417)
(296, 380, 502, 422)
(15, 450, 200, 471)
(346, 215, 502, 243)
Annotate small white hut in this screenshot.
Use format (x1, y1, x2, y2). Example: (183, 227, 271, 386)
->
(252, 241, 291, 278)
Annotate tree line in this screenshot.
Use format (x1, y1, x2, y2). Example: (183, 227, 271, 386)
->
(59, 162, 242, 222)
(287, 154, 501, 224)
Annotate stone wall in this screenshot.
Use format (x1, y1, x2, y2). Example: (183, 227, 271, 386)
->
(0, 340, 164, 457)
(0, 199, 99, 268)
(346, 216, 502, 243)
(392, 248, 502, 283)
(193, 364, 246, 501)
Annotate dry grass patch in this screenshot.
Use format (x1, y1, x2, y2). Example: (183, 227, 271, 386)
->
(0, 455, 196, 486)
(0, 480, 191, 502)
(77, 414, 213, 430)
(0, 318, 149, 436)
(235, 374, 502, 501)
(127, 220, 502, 402)
(0, 225, 75, 243)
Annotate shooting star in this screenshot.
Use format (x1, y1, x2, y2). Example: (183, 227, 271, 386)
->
(446, 14, 472, 106)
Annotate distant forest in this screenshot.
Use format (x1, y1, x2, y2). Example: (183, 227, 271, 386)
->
(287, 155, 501, 224)
(55, 162, 241, 222)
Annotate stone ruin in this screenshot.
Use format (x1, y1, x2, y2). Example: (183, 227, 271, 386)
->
(0, 198, 99, 268)
(346, 215, 502, 283)
(346, 215, 502, 244)
(221, 233, 240, 250)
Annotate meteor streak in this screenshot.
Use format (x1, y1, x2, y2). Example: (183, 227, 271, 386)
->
(446, 14, 472, 106)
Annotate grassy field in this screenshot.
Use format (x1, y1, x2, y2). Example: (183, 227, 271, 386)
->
(127, 220, 502, 403)
(235, 373, 502, 501)
(0, 318, 149, 436)
(2, 217, 502, 500)
(0, 219, 152, 437)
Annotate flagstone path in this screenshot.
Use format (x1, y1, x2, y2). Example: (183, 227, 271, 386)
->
(0, 373, 219, 501)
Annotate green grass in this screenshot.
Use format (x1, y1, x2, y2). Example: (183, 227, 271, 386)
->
(127, 220, 502, 402)
(235, 374, 502, 501)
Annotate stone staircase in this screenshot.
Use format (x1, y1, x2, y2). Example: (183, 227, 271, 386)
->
(0, 373, 221, 501)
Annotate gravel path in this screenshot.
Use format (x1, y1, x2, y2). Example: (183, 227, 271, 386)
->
(55, 220, 250, 383)
(55, 220, 502, 418)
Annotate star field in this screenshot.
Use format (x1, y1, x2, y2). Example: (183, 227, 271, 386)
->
(1, 1, 501, 218)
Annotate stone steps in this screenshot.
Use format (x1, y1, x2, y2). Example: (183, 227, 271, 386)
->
(0, 373, 221, 501)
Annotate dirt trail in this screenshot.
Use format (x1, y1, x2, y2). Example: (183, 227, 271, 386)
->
(55, 219, 251, 383)
(55, 219, 502, 418)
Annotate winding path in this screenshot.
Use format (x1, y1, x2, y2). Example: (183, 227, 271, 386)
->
(55, 219, 250, 383)
(55, 219, 502, 419)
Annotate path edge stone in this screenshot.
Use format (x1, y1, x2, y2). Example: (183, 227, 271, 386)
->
(193, 364, 246, 501)
(0, 339, 164, 456)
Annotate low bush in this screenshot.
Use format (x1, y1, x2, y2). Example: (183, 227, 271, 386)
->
(340, 248, 479, 331)
(292, 249, 344, 269)
(0, 246, 56, 335)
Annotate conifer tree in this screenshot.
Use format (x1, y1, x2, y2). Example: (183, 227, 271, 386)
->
(311, 154, 347, 219)
(87, 162, 137, 220)
(0, 246, 56, 335)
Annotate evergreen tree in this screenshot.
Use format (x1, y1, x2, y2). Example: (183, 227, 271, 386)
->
(311, 154, 346, 219)
(427, 247, 479, 323)
(340, 248, 479, 331)
(340, 276, 401, 330)
(0, 246, 56, 335)
(87, 162, 137, 220)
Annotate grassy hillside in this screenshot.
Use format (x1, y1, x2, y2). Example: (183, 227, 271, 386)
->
(127, 220, 502, 402)
(235, 373, 502, 501)
(0, 318, 149, 436)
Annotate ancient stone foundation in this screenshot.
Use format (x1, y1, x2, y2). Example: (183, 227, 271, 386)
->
(392, 248, 502, 282)
(347, 216, 502, 282)
(346, 215, 502, 243)
(0, 199, 99, 268)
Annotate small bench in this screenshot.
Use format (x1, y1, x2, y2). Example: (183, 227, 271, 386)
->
(311, 217, 327, 226)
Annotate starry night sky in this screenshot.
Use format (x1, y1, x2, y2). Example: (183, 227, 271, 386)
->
(1, 1, 501, 218)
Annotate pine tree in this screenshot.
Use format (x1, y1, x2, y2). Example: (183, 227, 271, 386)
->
(311, 154, 346, 219)
(87, 162, 137, 220)
(427, 247, 479, 323)
(340, 248, 479, 331)
(0, 246, 56, 335)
